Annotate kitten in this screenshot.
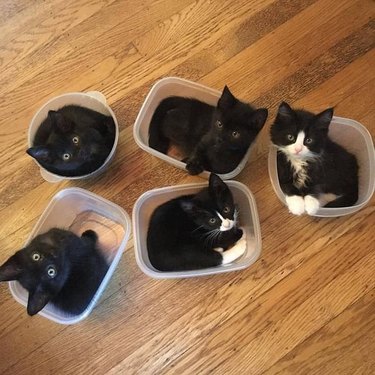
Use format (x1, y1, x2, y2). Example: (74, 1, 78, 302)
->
(149, 86, 268, 175)
(270, 102, 359, 215)
(0, 228, 108, 316)
(27, 105, 116, 177)
(147, 173, 247, 271)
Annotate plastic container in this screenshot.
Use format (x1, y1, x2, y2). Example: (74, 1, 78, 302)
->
(9, 188, 131, 324)
(133, 77, 255, 180)
(132, 181, 261, 279)
(268, 116, 375, 217)
(28, 91, 119, 183)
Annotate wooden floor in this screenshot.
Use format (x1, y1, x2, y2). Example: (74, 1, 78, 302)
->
(0, 0, 374, 374)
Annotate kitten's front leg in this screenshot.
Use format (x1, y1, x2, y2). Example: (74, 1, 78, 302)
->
(185, 138, 208, 175)
(285, 195, 305, 215)
(221, 229, 247, 265)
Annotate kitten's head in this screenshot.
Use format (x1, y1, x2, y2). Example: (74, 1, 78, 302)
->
(27, 110, 108, 176)
(270, 102, 333, 159)
(0, 229, 78, 316)
(211, 86, 268, 151)
(181, 173, 238, 232)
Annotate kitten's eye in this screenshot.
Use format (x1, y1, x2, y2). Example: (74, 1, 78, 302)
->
(32, 253, 41, 261)
(216, 120, 223, 128)
(62, 153, 71, 161)
(305, 138, 312, 144)
(209, 218, 217, 224)
(232, 131, 240, 138)
(223, 206, 230, 214)
(47, 266, 57, 278)
(287, 134, 295, 141)
(72, 136, 79, 144)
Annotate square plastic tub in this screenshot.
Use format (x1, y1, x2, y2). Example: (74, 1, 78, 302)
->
(132, 181, 261, 279)
(133, 77, 255, 180)
(9, 188, 131, 324)
(268, 116, 375, 217)
(28, 91, 119, 183)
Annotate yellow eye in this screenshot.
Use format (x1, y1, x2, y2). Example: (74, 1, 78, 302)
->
(216, 120, 223, 128)
(223, 206, 230, 214)
(32, 253, 41, 261)
(305, 138, 312, 144)
(62, 153, 71, 161)
(209, 218, 217, 224)
(287, 134, 295, 141)
(72, 136, 79, 144)
(232, 131, 240, 138)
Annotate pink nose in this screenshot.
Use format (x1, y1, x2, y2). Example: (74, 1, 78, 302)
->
(294, 145, 302, 153)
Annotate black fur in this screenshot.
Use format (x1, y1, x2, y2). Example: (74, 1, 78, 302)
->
(147, 174, 242, 271)
(270, 102, 359, 207)
(0, 228, 108, 316)
(149, 86, 268, 174)
(27, 105, 115, 177)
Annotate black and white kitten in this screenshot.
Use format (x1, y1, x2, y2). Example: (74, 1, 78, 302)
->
(27, 105, 116, 177)
(0, 228, 108, 316)
(149, 86, 268, 175)
(270, 102, 359, 215)
(147, 174, 246, 271)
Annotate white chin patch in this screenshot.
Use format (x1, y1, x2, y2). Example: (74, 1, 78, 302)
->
(217, 212, 235, 231)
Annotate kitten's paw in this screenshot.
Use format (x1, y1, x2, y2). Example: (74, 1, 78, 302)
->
(304, 195, 320, 215)
(185, 159, 204, 175)
(214, 247, 224, 253)
(286, 195, 305, 215)
(221, 237, 247, 265)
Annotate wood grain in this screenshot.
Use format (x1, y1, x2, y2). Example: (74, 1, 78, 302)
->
(0, 0, 374, 374)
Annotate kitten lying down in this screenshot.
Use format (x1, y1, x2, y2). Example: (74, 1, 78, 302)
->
(147, 174, 248, 271)
(271, 102, 358, 216)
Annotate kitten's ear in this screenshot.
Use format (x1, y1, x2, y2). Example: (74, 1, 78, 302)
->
(277, 102, 294, 120)
(0, 254, 23, 282)
(48, 110, 72, 132)
(209, 173, 228, 196)
(27, 285, 52, 316)
(180, 200, 198, 215)
(218, 86, 237, 109)
(26, 146, 52, 162)
(315, 108, 333, 130)
(250, 108, 268, 131)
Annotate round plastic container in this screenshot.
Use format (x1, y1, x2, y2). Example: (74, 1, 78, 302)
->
(132, 181, 262, 279)
(268, 116, 375, 217)
(9, 188, 131, 324)
(133, 77, 256, 180)
(28, 91, 119, 183)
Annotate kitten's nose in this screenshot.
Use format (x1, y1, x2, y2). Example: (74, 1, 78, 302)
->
(222, 219, 231, 228)
(294, 145, 302, 154)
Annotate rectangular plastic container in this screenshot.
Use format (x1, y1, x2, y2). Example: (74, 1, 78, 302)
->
(133, 77, 255, 180)
(9, 188, 131, 324)
(268, 116, 375, 217)
(132, 181, 262, 279)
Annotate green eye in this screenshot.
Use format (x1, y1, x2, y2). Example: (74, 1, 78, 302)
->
(287, 134, 295, 141)
(47, 266, 57, 278)
(209, 218, 217, 224)
(305, 138, 312, 144)
(223, 206, 230, 214)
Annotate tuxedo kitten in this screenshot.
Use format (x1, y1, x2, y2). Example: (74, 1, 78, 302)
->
(27, 105, 116, 177)
(0, 228, 108, 316)
(149, 86, 268, 175)
(270, 102, 358, 215)
(147, 174, 246, 271)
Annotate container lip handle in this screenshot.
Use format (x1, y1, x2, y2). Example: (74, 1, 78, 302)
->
(86, 91, 107, 104)
(40, 168, 64, 183)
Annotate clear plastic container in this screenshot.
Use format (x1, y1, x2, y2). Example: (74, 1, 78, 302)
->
(133, 77, 256, 180)
(268, 116, 375, 217)
(132, 181, 261, 278)
(28, 91, 119, 183)
(9, 188, 131, 324)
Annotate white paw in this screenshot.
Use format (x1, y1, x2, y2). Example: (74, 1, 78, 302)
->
(221, 236, 247, 265)
(214, 247, 224, 253)
(304, 195, 320, 215)
(286, 195, 305, 215)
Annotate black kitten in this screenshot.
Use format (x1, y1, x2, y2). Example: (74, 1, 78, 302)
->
(27, 105, 116, 177)
(0, 228, 108, 316)
(149, 86, 268, 175)
(270, 102, 359, 215)
(147, 174, 246, 271)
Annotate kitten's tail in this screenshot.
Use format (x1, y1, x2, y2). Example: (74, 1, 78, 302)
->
(81, 230, 98, 245)
(148, 98, 179, 154)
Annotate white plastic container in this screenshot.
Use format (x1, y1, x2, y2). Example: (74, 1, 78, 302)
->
(9, 188, 131, 324)
(28, 91, 119, 183)
(268, 116, 375, 217)
(132, 181, 261, 279)
(133, 77, 256, 180)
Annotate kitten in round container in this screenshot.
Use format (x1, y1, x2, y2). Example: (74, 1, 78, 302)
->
(27, 105, 116, 177)
(0, 228, 108, 316)
(270, 102, 358, 216)
(148, 86, 268, 175)
(147, 173, 246, 271)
